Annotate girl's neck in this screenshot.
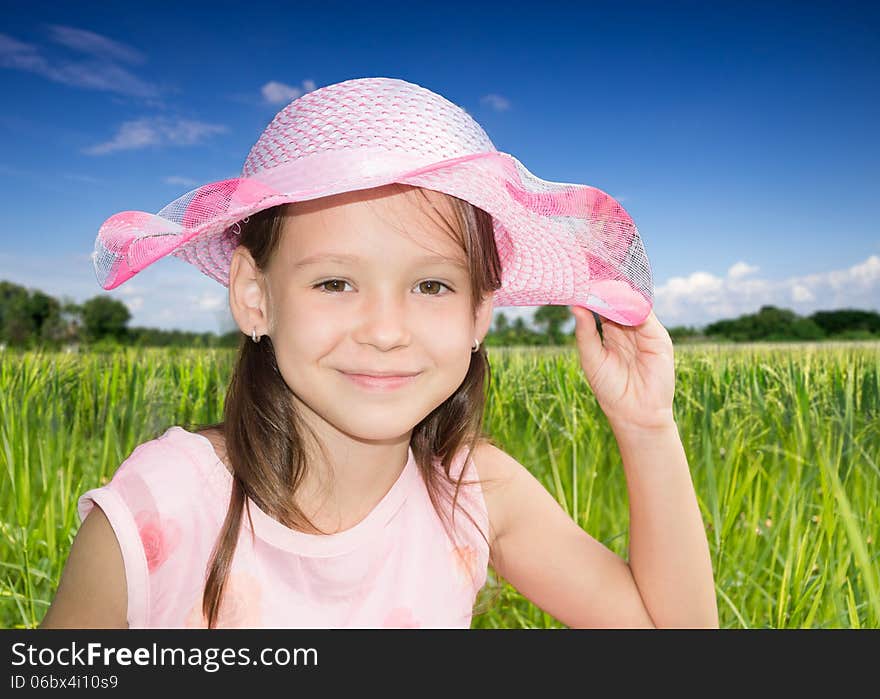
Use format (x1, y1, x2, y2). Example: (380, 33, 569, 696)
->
(195, 427, 411, 535)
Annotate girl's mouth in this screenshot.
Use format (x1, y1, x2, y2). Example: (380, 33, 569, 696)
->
(339, 371, 421, 391)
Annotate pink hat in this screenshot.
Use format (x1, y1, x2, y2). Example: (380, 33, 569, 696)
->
(92, 76, 653, 325)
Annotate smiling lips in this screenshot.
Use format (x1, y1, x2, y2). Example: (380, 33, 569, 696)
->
(345, 370, 420, 377)
(339, 371, 421, 391)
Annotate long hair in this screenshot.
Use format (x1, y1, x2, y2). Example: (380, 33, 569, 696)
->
(192, 183, 507, 627)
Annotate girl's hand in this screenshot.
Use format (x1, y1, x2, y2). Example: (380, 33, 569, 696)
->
(569, 307, 676, 432)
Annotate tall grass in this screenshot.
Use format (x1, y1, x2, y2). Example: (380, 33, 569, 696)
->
(1, 342, 877, 628)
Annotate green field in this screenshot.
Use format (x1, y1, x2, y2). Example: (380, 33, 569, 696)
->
(1, 342, 877, 628)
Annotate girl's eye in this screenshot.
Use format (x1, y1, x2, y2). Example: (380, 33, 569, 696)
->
(315, 279, 351, 293)
(313, 279, 453, 295)
(416, 280, 452, 296)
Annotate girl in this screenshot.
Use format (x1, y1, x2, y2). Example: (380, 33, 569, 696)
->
(40, 77, 717, 629)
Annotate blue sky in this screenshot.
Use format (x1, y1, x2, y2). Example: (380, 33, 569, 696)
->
(1, 0, 878, 334)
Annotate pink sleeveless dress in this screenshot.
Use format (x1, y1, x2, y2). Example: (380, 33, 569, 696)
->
(77, 426, 490, 628)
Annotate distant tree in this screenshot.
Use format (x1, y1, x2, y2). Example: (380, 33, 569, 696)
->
(486, 311, 512, 347)
(0, 284, 65, 347)
(0, 281, 32, 345)
(704, 305, 825, 341)
(809, 308, 880, 336)
(3, 293, 33, 345)
(81, 296, 131, 342)
(533, 304, 571, 344)
(40, 311, 68, 345)
(26, 291, 57, 331)
(667, 324, 705, 343)
(59, 296, 83, 342)
(218, 329, 244, 348)
(511, 317, 545, 345)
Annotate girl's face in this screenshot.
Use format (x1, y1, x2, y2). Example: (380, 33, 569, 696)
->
(230, 185, 494, 444)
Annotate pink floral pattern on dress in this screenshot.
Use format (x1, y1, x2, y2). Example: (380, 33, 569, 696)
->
(183, 570, 263, 628)
(451, 544, 479, 589)
(381, 606, 421, 628)
(134, 510, 182, 573)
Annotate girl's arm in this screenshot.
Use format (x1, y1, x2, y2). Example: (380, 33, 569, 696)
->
(611, 419, 718, 628)
(39, 507, 129, 629)
(485, 306, 717, 628)
(475, 432, 716, 628)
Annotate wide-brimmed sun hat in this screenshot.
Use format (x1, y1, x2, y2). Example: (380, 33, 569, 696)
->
(91, 76, 653, 325)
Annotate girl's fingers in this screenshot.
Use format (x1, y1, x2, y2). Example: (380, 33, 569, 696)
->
(569, 306, 605, 377)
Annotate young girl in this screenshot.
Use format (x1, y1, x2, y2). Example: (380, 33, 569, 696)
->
(40, 77, 717, 629)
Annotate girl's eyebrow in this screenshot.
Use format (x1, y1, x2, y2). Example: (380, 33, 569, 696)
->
(292, 252, 467, 270)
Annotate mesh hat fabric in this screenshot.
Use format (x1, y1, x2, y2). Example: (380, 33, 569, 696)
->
(91, 76, 654, 325)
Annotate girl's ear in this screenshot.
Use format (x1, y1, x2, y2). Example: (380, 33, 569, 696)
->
(229, 247, 270, 335)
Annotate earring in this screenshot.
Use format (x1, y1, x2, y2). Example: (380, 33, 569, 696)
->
(471, 338, 480, 353)
(252, 327, 261, 343)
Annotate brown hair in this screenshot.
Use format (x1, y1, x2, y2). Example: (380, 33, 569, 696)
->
(192, 183, 507, 627)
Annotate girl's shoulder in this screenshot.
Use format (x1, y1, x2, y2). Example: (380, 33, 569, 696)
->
(92, 426, 220, 508)
(192, 427, 233, 476)
(466, 437, 511, 488)
(456, 438, 516, 554)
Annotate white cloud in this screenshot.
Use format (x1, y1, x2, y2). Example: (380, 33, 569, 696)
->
(194, 291, 225, 311)
(0, 33, 44, 70)
(0, 30, 158, 98)
(124, 296, 144, 312)
(163, 175, 199, 187)
(654, 254, 880, 327)
(790, 283, 815, 303)
(83, 120, 158, 153)
(46, 24, 146, 65)
(664, 271, 725, 297)
(480, 93, 512, 112)
(261, 79, 317, 106)
(83, 117, 228, 155)
(728, 261, 759, 279)
(848, 255, 880, 287)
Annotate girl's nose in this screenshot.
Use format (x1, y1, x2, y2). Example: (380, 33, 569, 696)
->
(352, 291, 412, 349)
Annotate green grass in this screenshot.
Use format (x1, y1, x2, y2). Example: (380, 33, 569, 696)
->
(1, 342, 877, 628)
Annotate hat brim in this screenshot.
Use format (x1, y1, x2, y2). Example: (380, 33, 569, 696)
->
(93, 151, 653, 326)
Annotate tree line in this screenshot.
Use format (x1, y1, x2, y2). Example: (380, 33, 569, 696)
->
(1, 280, 877, 351)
